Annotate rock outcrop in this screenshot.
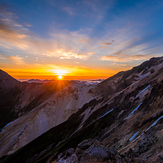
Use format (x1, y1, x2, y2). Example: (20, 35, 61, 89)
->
(53, 140, 146, 163)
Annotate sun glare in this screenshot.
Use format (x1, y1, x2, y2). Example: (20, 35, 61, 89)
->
(55, 69, 68, 80)
(58, 75, 62, 79)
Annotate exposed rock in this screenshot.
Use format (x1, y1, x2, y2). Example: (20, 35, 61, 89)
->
(65, 148, 75, 157)
(56, 158, 65, 163)
(80, 141, 109, 162)
(0, 69, 19, 91)
(134, 130, 158, 155)
(69, 154, 78, 163)
(77, 139, 95, 150)
(57, 154, 78, 163)
(126, 148, 136, 160)
(108, 148, 117, 159)
(123, 156, 132, 163)
(58, 153, 64, 160)
(75, 148, 84, 157)
(115, 155, 125, 163)
(157, 154, 163, 163)
(0, 79, 94, 157)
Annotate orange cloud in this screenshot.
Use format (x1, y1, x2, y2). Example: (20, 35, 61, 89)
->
(0, 53, 6, 59)
(7, 55, 24, 64)
(0, 22, 29, 49)
(101, 52, 152, 62)
(99, 46, 107, 49)
(79, 39, 89, 45)
(88, 52, 95, 55)
(104, 42, 112, 45)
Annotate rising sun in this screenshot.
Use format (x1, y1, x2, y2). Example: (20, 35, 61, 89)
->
(58, 75, 63, 80)
(55, 69, 68, 80)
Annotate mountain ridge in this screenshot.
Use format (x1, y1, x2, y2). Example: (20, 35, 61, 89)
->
(0, 69, 20, 91)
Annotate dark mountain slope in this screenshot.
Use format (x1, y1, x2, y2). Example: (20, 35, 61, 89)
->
(0, 69, 19, 91)
(0, 78, 71, 131)
(0, 73, 94, 156)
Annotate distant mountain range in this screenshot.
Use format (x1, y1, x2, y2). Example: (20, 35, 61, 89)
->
(0, 56, 163, 163)
(23, 79, 103, 85)
(26, 79, 53, 83)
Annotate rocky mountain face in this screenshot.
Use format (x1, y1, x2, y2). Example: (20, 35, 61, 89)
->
(0, 71, 95, 157)
(0, 56, 163, 163)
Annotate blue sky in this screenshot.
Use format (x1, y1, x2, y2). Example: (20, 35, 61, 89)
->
(0, 0, 163, 79)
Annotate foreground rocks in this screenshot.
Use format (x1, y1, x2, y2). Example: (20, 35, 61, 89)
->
(57, 154, 78, 163)
(54, 139, 146, 163)
(80, 140, 109, 162)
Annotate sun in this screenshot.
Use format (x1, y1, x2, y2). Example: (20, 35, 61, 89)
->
(55, 69, 68, 80)
(58, 75, 62, 80)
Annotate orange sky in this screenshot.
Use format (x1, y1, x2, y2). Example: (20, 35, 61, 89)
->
(2, 66, 124, 81)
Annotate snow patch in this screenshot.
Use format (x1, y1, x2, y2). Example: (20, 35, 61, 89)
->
(137, 85, 150, 96)
(136, 72, 150, 80)
(129, 131, 139, 141)
(0, 119, 18, 134)
(128, 103, 142, 117)
(145, 115, 163, 132)
(99, 107, 115, 119)
(132, 132, 144, 142)
(0, 129, 4, 134)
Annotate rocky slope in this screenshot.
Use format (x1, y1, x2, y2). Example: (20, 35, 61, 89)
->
(0, 56, 163, 163)
(0, 71, 95, 157)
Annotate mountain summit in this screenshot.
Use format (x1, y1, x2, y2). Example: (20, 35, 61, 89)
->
(0, 69, 19, 91)
(0, 56, 163, 163)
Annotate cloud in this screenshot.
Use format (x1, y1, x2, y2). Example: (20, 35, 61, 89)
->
(0, 5, 96, 61)
(101, 51, 152, 62)
(58, 49, 92, 60)
(0, 5, 30, 50)
(0, 53, 24, 64)
(88, 52, 95, 55)
(62, 7, 74, 15)
(59, 51, 87, 59)
(0, 53, 6, 59)
(0, 4, 12, 17)
(0, 22, 28, 48)
(104, 42, 112, 45)
(82, 0, 113, 13)
(0, 7, 94, 60)
(99, 46, 107, 49)
(7, 55, 24, 64)
(0, 3, 161, 68)
(99, 42, 112, 49)
(79, 39, 89, 45)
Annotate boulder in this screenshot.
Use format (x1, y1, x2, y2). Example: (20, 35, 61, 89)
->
(126, 148, 136, 160)
(157, 154, 163, 163)
(108, 148, 117, 159)
(58, 153, 64, 160)
(65, 148, 75, 157)
(68, 154, 78, 163)
(134, 130, 158, 155)
(77, 139, 95, 150)
(75, 148, 84, 157)
(115, 155, 125, 163)
(80, 140, 109, 162)
(56, 154, 78, 163)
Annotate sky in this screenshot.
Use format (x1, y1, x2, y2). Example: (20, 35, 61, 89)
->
(0, 0, 163, 80)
